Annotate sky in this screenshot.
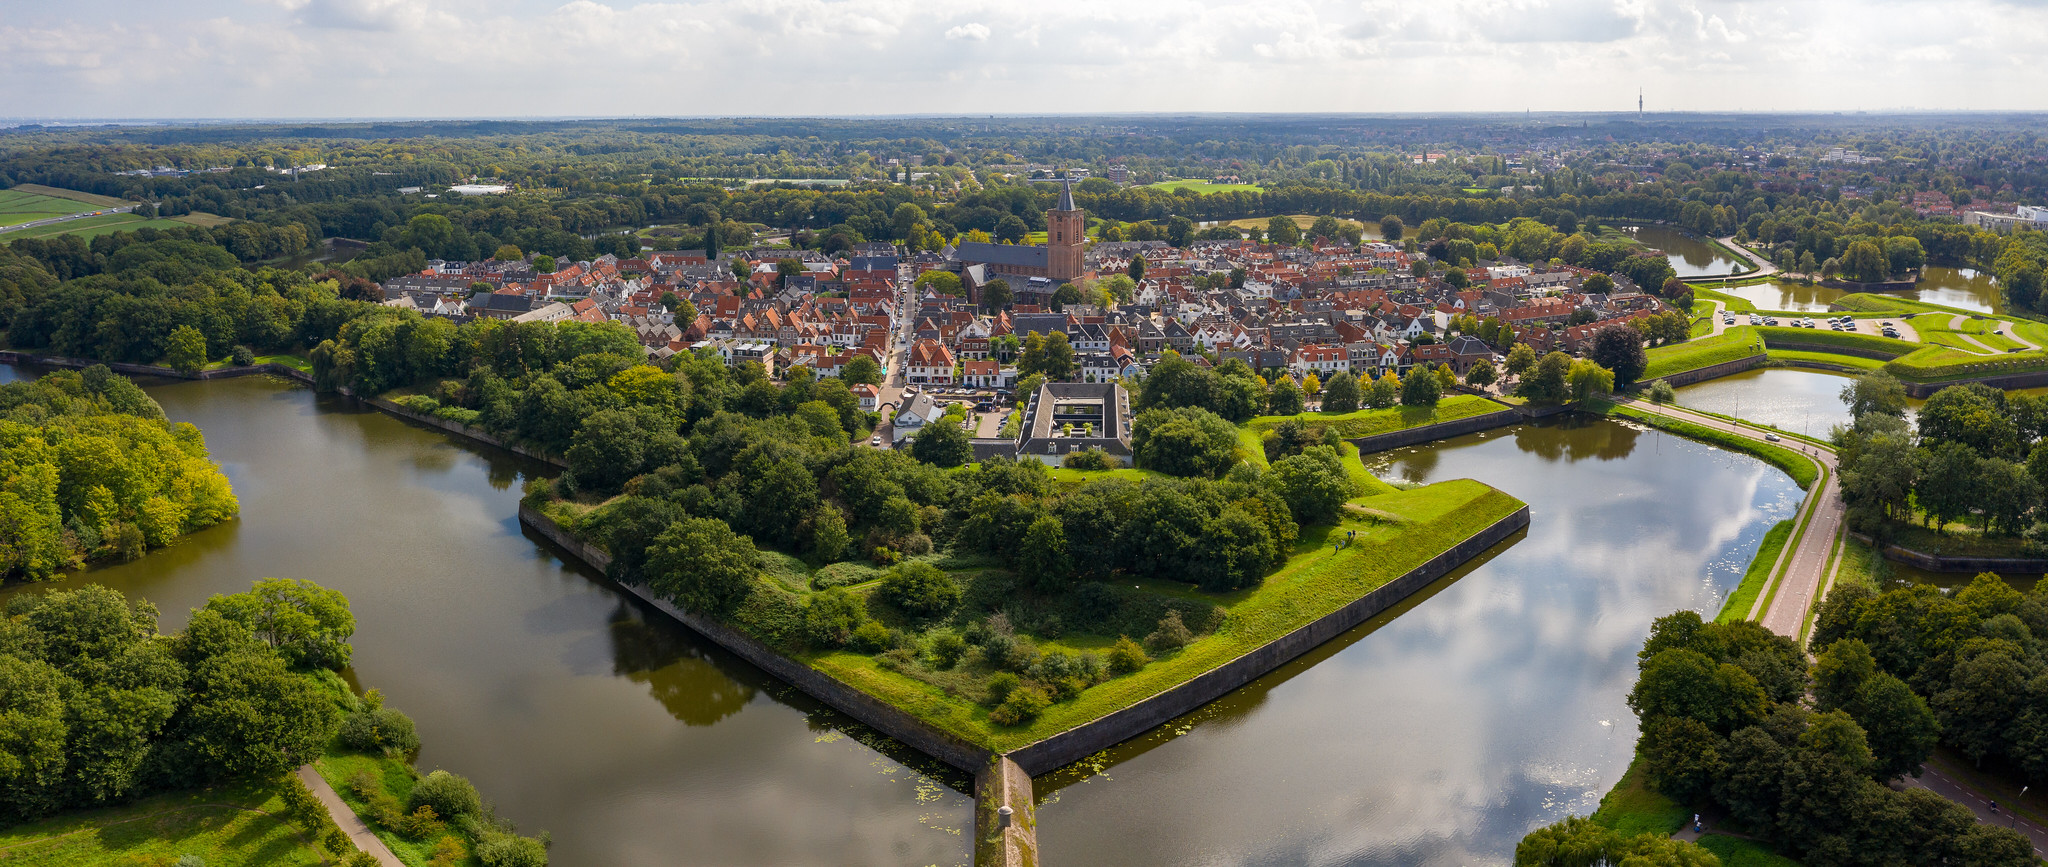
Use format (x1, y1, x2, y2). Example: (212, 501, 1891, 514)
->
(2, 0, 2045, 118)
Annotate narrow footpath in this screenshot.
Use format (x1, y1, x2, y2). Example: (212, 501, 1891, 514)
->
(296, 765, 403, 867)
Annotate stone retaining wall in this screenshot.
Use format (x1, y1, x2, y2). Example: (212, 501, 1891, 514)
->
(1347, 409, 1521, 454)
(1652, 352, 1767, 388)
(1763, 341, 1901, 361)
(1849, 532, 2048, 573)
(1001, 505, 1530, 776)
(1899, 370, 2048, 398)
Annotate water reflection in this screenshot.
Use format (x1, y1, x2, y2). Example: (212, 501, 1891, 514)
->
(1676, 368, 1924, 437)
(1033, 416, 1799, 866)
(1706, 267, 1999, 315)
(0, 369, 973, 867)
(1630, 224, 1743, 279)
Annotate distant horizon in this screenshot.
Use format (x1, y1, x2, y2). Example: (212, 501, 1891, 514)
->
(7, 109, 2048, 127)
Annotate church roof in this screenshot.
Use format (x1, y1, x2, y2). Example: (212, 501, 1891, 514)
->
(955, 241, 1048, 270)
(1057, 175, 1076, 211)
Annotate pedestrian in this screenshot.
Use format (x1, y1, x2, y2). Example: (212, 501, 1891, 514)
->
(1693, 813, 1701, 833)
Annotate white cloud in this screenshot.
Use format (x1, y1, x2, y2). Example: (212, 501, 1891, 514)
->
(944, 22, 991, 41)
(0, 0, 2045, 116)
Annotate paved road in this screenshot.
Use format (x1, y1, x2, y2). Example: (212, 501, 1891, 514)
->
(1717, 236, 1779, 278)
(0, 204, 136, 235)
(1903, 762, 2048, 857)
(1619, 399, 1840, 635)
(296, 765, 403, 867)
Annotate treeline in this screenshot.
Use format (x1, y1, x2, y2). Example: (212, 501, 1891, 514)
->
(1519, 610, 2036, 866)
(0, 581, 341, 820)
(1835, 377, 2048, 541)
(0, 366, 238, 581)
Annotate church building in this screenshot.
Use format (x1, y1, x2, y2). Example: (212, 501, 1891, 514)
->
(949, 176, 1087, 307)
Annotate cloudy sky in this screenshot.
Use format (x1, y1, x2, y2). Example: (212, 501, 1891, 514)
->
(2, 0, 2043, 118)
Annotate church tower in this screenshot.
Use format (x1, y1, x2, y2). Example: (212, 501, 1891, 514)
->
(1046, 175, 1085, 282)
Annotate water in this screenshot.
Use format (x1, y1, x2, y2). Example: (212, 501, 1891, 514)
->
(1675, 368, 1923, 437)
(1033, 417, 1801, 866)
(1705, 267, 2000, 315)
(0, 371, 973, 867)
(1629, 224, 1744, 279)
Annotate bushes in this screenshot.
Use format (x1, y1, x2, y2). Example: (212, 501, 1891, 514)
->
(804, 587, 870, 647)
(410, 770, 482, 822)
(1145, 609, 1193, 653)
(989, 685, 1051, 726)
(1061, 448, 1116, 470)
(1107, 636, 1150, 674)
(878, 561, 960, 618)
(338, 704, 421, 756)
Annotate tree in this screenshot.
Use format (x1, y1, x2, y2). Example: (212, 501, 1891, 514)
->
(1504, 344, 1537, 380)
(1588, 325, 1648, 389)
(1840, 372, 1908, 420)
(201, 579, 356, 669)
(1128, 255, 1146, 283)
(1842, 240, 1890, 283)
(890, 203, 926, 240)
(1517, 351, 1574, 403)
(827, 352, 877, 387)
(1050, 283, 1083, 310)
(164, 325, 207, 374)
(879, 562, 960, 619)
(1628, 649, 1767, 734)
(1918, 441, 1983, 530)
(1267, 376, 1304, 415)
(492, 244, 523, 261)
(1266, 216, 1301, 246)
(1018, 331, 1077, 381)
(1266, 446, 1356, 524)
(1132, 407, 1240, 478)
(914, 270, 963, 296)
(1567, 359, 1615, 403)
(1366, 373, 1399, 409)
(646, 517, 760, 617)
(1847, 671, 1940, 780)
(531, 254, 556, 273)
(1017, 515, 1073, 592)
(910, 420, 972, 468)
(1379, 215, 1403, 241)
(1979, 457, 2041, 535)
(1466, 359, 1497, 389)
(1321, 371, 1361, 412)
(1301, 372, 1321, 398)
(1581, 273, 1615, 295)
(980, 278, 1012, 312)
(809, 504, 850, 562)
(1400, 367, 1442, 407)
(703, 221, 720, 259)
(1639, 715, 1723, 805)
(565, 409, 645, 493)
(1917, 383, 2017, 459)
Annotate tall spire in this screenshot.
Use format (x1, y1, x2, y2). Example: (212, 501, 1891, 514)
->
(1057, 174, 1076, 211)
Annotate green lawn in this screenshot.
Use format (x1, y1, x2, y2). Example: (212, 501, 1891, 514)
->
(1766, 350, 1886, 371)
(2, 212, 193, 241)
(0, 777, 326, 867)
(1755, 326, 1917, 358)
(1046, 465, 1161, 484)
(1643, 327, 1765, 380)
(1719, 520, 1793, 623)
(1141, 179, 1265, 194)
(805, 479, 1525, 752)
(1590, 758, 1688, 836)
(1241, 394, 1505, 441)
(1697, 835, 1801, 866)
(0, 188, 98, 227)
(1692, 286, 1759, 313)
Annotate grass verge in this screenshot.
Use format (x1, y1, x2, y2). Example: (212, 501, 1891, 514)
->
(1241, 394, 1505, 441)
(1643, 327, 1765, 380)
(0, 778, 325, 867)
(1766, 350, 1886, 372)
(1697, 835, 1801, 866)
(1719, 520, 1794, 623)
(1589, 757, 1688, 836)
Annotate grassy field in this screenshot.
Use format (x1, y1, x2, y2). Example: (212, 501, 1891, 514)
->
(1766, 349, 1887, 372)
(805, 478, 1524, 752)
(1241, 394, 1505, 441)
(3, 212, 194, 241)
(172, 212, 236, 228)
(1142, 179, 1265, 194)
(1719, 520, 1793, 623)
(11, 183, 129, 208)
(0, 187, 98, 227)
(1697, 835, 1801, 866)
(1643, 327, 1765, 380)
(1589, 758, 1688, 836)
(1755, 326, 1918, 358)
(0, 777, 325, 866)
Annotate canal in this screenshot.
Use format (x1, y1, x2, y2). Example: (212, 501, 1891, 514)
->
(1032, 416, 1800, 866)
(4, 368, 1806, 866)
(1674, 367, 1922, 438)
(1629, 224, 1745, 279)
(1706, 267, 2002, 315)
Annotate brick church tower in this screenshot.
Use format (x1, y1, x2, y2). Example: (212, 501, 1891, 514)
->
(1046, 176, 1085, 282)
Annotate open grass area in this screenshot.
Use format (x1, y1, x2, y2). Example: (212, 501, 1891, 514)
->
(1589, 758, 1688, 836)
(10, 183, 130, 208)
(1692, 286, 1759, 312)
(1883, 346, 2048, 383)
(0, 187, 98, 227)
(1719, 520, 1793, 623)
(172, 212, 236, 228)
(1767, 350, 1887, 372)
(1697, 835, 1801, 866)
(1877, 516, 2040, 559)
(1643, 327, 1765, 380)
(1241, 394, 1505, 441)
(4, 212, 194, 241)
(0, 777, 325, 867)
(1831, 292, 1974, 317)
(1600, 401, 1819, 489)
(804, 478, 1525, 752)
(1045, 465, 1161, 484)
(1756, 326, 1918, 358)
(1142, 179, 1265, 194)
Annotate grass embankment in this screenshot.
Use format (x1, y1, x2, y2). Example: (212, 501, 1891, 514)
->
(1718, 520, 1794, 623)
(1241, 394, 1505, 442)
(1766, 350, 1887, 372)
(1753, 326, 1918, 358)
(1598, 401, 1819, 489)
(806, 479, 1525, 752)
(0, 780, 326, 866)
(1590, 758, 1687, 836)
(1142, 180, 1266, 194)
(1697, 835, 1802, 866)
(1643, 327, 1764, 380)
(1692, 286, 1759, 313)
(2, 212, 195, 241)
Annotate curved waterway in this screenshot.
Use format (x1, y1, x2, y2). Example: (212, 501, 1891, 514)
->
(1676, 367, 1923, 438)
(1629, 224, 1745, 279)
(1034, 416, 1800, 866)
(1707, 266, 2001, 315)
(0, 370, 976, 867)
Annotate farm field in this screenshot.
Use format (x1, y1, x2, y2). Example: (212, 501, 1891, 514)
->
(8, 182, 129, 207)
(1141, 179, 1265, 194)
(2, 212, 191, 241)
(0, 187, 98, 227)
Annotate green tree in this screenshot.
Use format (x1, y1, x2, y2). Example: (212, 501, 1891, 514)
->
(1321, 371, 1361, 412)
(1400, 367, 1441, 407)
(1132, 407, 1240, 478)
(911, 419, 972, 468)
(1127, 255, 1146, 283)
(1379, 215, 1403, 241)
(1018, 331, 1077, 381)
(879, 561, 960, 619)
(1050, 283, 1083, 310)
(1917, 441, 1982, 530)
(1567, 359, 1614, 403)
(565, 409, 646, 494)
(914, 270, 963, 296)
(1365, 373, 1398, 409)
(201, 578, 356, 669)
(1266, 216, 1302, 246)
(980, 278, 1012, 312)
(1504, 343, 1537, 380)
(492, 244, 523, 261)
(1917, 383, 2017, 459)
(1588, 325, 1647, 389)
(809, 504, 851, 562)
(646, 517, 761, 617)
(1017, 515, 1073, 592)
(1847, 671, 1940, 780)
(1842, 239, 1890, 283)
(1266, 446, 1356, 525)
(1628, 648, 1767, 734)
(163, 325, 208, 375)
(531, 254, 557, 273)
(840, 353, 881, 386)
(1465, 359, 1497, 389)
(1840, 372, 1908, 419)
(1267, 376, 1304, 415)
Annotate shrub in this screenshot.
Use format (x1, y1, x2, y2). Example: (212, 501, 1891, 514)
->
(1648, 379, 1677, 404)
(849, 619, 893, 653)
(810, 561, 881, 590)
(1076, 652, 1105, 682)
(476, 833, 549, 867)
(231, 345, 256, 366)
(804, 587, 870, 648)
(1061, 448, 1115, 470)
(338, 707, 421, 756)
(1145, 610, 1193, 653)
(409, 770, 482, 821)
(879, 562, 960, 618)
(928, 631, 969, 669)
(398, 805, 445, 840)
(339, 854, 382, 867)
(428, 837, 469, 867)
(1107, 636, 1150, 674)
(1029, 649, 1078, 682)
(986, 672, 1021, 705)
(989, 685, 1052, 726)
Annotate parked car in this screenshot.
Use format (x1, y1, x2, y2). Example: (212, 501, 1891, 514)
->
(868, 436, 881, 446)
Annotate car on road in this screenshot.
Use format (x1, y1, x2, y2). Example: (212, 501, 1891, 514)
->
(868, 436, 881, 446)
(1764, 433, 1781, 442)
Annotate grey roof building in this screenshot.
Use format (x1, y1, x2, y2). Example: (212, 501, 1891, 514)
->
(1014, 381, 1134, 465)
